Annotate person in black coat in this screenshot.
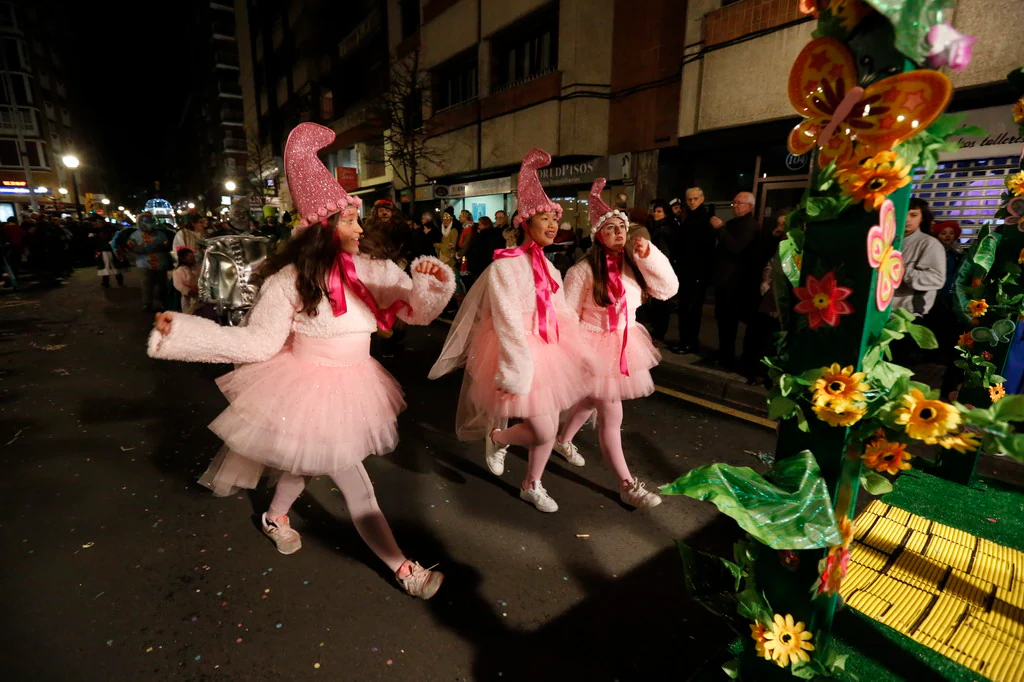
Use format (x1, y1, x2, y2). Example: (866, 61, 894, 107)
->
(713, 192, 760, 369)
(465, 215, 507, 281)
(669, 188, 716, 354)
(645, 199, 676, 345)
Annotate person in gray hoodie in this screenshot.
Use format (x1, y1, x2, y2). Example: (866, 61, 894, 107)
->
(892, 197, 946, 318)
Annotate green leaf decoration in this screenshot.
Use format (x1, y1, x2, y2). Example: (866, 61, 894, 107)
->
(991, 318, 1017, 343)
(660, 451, 841, 550)
(860, 470, 895, 496)
(768, 395, 797, 420)
(720, 556, 745, 591)
(971, 327, 997, 344)
(863, 0, 956, 65)
(973, 231, 1002, 272)
(992, 395, 1024, 422)
(722, 659, 740, 680)
(779, 236, 803, 288)
(907, 322, 939, 349)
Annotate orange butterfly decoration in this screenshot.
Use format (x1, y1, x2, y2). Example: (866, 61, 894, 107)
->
(787, 37, 953, 168)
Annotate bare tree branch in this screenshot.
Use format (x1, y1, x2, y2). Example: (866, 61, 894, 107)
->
(243, 138, 278, 210)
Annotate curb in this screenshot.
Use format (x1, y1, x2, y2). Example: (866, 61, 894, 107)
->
(651, 356, 770, 418)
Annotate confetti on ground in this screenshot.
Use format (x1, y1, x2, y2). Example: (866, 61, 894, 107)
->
(275, 623, 282, 629)
(3, 427, 28, 446)
(314, 663, 320, 669)
(120, 446, 135, 452)
(53, 368, 70, 375)
(575, 534, 590, 538)
(81, 542, 94, 549)
(106, 640, 113, 646)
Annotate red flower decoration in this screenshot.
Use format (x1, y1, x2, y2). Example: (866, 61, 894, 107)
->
(793, 271, 854, 329)
(817, 546, 851, 595)
(982, 351, 994, 362)
(778, 550, 801, 571)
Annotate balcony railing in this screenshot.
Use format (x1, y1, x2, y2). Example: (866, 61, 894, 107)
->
(215, 50, 239, 68)
(218, 82, 243, 98)
(0, 107, 38, 136)
(223, 137, 246, 152)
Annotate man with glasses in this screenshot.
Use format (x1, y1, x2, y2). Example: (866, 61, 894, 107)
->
(712, 192, 759, 370)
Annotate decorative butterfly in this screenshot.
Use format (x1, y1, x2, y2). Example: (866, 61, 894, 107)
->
(787, 37, 953, 168)
(867, 199, 905, 311)
(1006, 196, 1024, 229)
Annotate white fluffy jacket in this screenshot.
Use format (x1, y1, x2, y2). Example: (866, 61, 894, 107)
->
(563, 243, 679, 330)
(148, 255, 455, 364)
(481, 254, 576, 395)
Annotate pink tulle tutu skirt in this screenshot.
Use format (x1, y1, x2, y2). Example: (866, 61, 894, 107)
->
(201, 334, 405, 493)
(579, 322, 660, 401)
(465, 315, 590, 419)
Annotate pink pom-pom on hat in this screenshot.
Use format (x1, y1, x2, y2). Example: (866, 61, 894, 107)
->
(588, 177, 628, 236)
(284, 122, 361, 231)
(514, 148, 562, 227)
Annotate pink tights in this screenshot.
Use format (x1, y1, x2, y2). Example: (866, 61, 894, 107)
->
(491, 414, 558, 488)
(558, 397, 632, 484)
(268, 462, 407, 573)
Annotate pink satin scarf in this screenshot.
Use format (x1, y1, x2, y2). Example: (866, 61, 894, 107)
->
(327, 250, 409, 331)
(603, 247, 630, 376)
(492, 240, 559, 343)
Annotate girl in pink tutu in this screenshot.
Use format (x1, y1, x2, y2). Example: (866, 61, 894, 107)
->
(147, 123, 455, 599)
(552, 179, 678, 509)
(430, 149, 590, 513)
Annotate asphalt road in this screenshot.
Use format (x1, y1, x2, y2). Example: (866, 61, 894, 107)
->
(1, 269, 776, 682)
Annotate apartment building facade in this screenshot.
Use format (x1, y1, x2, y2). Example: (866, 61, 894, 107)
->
(0, 0, 98, 219)
(233, 0, 686, 228)
(671, 0, 1024, 241)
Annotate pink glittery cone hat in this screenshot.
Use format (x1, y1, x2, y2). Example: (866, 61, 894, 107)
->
(284, 122, 361, 230)
(514, 148, 562, 227)
(588, 178, 628, 235)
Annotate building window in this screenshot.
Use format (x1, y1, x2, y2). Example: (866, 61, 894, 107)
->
(38, 70, 48, 89)
(61, 107, 70, 126)
(22, 140, 44, 168)
(2, 38, 26, 71)
(44, 100, 55, 120)
(0, 74, 31, 105)
(0, 139, 18, 166)
(399, 0, 419, 40)
(56, 80, 66, 98)
(320, 89, 333, 120)
(433, 49, 477, 112)
(0, 3, 15, 30)
(50, 132, 60, 150)
(359, 135, 385, 179)
(491, 6, 558, 92)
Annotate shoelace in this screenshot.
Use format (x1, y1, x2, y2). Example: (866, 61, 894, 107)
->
(401, 562, 440, 583)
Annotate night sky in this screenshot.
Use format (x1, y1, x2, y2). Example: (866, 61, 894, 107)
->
(59, 0, 197, 199)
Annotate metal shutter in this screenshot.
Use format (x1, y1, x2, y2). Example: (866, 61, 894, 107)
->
(911, 155, 1018, 245)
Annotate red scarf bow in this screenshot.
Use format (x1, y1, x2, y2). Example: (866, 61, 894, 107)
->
(327, 250, 410, 331)
(603, 246, 630, 376)
(492, 241, 559, 343)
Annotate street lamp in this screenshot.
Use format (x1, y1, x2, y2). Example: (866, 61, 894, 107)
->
(58, 187, 68, 195)
(34, 186, 47, 194)
(224, 180, 236, 192)
(118, 205, 125, 211)
(187, 202, 195, 209)
(101, 198, 110, 205)
(61, 155, 81, 219)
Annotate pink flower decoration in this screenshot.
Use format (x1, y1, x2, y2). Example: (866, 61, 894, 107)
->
(926, 24, 976, 72)
(867, 200, 905, 311)
(794, 271, 854, 330)
(817, 547, 851, 595)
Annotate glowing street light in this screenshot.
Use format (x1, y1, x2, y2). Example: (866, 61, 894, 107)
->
(224, 180, 236, 192)
(61, 155, 80, 169)
(58, 187, 69, 195)
(187, 202, 195, 209)
(34, 186, 47, 193)
(101, 198, 110, 205)
(117, 205, 125, 211)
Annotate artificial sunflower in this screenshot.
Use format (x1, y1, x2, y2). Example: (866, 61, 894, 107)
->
(750, 621, 769, 657)
(1018, 248, 1024, 266)
(957, 332, 974, 349)
(813, 398, 866, 427)
(894, 389, 961, 443)
(811, 363, 869, 406)
(1006, 171, 1024, 197)
(861, 434, 912, 475)
(1014, 97, 1024, 125)
(966, 299, 988, 318)
(937, 430, 981, 454)
(838, 151, 911, 210)
(763, 614, 815, 667)
(837, 514, 854, 549)
(989, 382, 1006, 402)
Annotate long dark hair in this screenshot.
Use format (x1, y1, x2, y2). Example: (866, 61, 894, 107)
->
(587, 239, 648, 307)
(261, 214, 340, 316)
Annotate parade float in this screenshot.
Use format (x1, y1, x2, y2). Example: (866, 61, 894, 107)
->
(662, 2, 1024, 680)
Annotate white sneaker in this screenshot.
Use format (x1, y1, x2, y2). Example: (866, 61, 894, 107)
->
(396, 560, 444, 600)
(520, 480, 558, 513)
(620, 479, 662, 509)
(485, 431, 509, 476)
(553, 440, 585, 467)
(261, 512, 302, 554)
